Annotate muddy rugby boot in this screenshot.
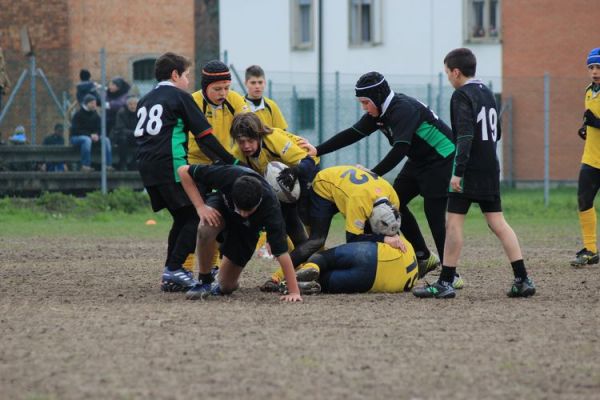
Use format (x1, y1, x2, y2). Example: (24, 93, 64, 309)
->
(185, 282, 212, 300)
(570, 248, 599, 267)
(507, 278, 536, 298)
(161, 267, 199, 292)
(412, 281, 456, 299)
(452, 273, 465, 290)
(417, 253, 440, 278)
(296, 263, 320, 282)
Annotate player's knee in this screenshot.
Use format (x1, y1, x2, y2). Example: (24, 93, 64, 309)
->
(197, 224, 220, 241)
(219, 280, 239, 294)
(578, 194, 593, 211)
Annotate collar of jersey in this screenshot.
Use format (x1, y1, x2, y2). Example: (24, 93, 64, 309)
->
(380, 90, 395, 117)
(156, 81, 176, 88)
(464, 78, 484, 86)
(246, 97, 266, 112)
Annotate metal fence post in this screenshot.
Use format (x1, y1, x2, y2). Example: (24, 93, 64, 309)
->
(291, 85, 298, 133)
(30, 54, 36, 143)
(436, 72, 442, 118)
(334, 71, 340, 165)
(100, 48, 107, 194)
(268, 79, 272, 99)
(544, 73, 550, 207)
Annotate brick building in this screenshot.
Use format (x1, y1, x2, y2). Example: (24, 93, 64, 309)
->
(0, 0, 218, 144)
(502, 0, 597, 183)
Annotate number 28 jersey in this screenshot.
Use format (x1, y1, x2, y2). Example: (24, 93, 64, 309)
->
(450, 79, 502, 197)
(136, 82, 212, 187)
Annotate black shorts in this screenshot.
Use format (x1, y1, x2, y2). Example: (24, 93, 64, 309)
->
(447, 193, 502, 214)
(394, 157, 453, 198)
(205, 193, 260, 267)
(146, 182, 191, 212)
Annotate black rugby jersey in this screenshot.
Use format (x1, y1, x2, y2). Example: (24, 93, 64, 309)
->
(135, 82, 212, 186)
(353, 93, 455, 167)
(187, 164, 288, 257)
(450, 79, 501, 197)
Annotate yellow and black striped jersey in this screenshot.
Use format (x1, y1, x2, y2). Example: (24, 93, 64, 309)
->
(582, 84, 600, 169)
(188, 89, 249, 165)
(312, 165, 400, 236)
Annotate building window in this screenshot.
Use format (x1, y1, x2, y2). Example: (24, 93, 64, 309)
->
(465, 0, 500, 43)
(291, 0, 314, 50)
(349, 0, 382, 46)
(297, 98, 315, 130)
(132, 58, 157, 95)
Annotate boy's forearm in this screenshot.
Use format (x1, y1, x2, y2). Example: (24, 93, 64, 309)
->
(277, 253, 300, 294)
(177, 166, 206, 209)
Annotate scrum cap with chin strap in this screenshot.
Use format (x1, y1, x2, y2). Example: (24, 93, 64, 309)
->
(355, 72, 391, 112)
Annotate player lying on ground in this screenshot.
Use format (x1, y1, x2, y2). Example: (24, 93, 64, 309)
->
(413, 48, 535, 299)
(178, 163, 303, 302)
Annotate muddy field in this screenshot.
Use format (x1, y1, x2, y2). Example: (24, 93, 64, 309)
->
(1, 223, 599, 400)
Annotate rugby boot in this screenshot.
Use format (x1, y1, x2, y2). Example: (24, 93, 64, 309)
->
(507, 278, 536, 298)
(412, 280, 456, 299)
(452, 273, 465, 289)
(570, 248, 599, 267)
(161, 267, 199, 292)
(296, 263, 320, 282)
(417, 253, 440, 278)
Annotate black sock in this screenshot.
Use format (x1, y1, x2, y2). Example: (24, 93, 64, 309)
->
(415, 250, 431, 261)
(439, 265, 456, 285)
(198, 272, 215, 285)
(511, 259, 528, 281)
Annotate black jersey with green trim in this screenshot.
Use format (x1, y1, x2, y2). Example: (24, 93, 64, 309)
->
(450, 79, 501, 197)
(187, 164, 288, 257)
(353, 93, 455, 166)
(135, 83, 212, 186)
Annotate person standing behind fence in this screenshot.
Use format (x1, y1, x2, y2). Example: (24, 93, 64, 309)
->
(244, 65, 288, 130)
(42, 123, 67, 172)
(413, 48, 535, 299)
(105, 77, 131, 136)
(113, 95, 138, 170)
(75, 69, 100, 106)
(572, 48, 600, 267)
(70, 94, 113, 172)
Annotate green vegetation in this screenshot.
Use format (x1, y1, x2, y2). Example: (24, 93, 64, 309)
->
(0, 188, 583, 239)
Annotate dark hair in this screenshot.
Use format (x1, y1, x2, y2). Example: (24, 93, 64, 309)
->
(155, 52, 191, 82)
(232, 176, 263, 211)
(80, 69, 91, 81)
(444, 48, 477, 77)
(230, 113, 272, 141)
(245, 65, 265, 81)
(53, 123, 63, 132)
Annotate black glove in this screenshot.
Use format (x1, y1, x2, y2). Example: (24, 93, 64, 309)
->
(583, 109, 600, 129)
(276, 166, 299, 191)
(578, 125, 587, 140)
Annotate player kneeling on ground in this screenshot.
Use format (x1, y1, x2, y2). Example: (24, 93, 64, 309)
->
(178, 163, 302, 302)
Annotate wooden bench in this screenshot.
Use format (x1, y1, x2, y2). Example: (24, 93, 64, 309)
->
(0, 145, 142, 196)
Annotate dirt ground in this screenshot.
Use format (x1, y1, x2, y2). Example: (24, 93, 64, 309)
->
(1, 227, 599, 400)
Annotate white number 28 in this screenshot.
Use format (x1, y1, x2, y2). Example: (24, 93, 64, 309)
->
(134, 104, 164, 137)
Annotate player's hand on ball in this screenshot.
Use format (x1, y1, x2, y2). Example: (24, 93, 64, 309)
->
(280, 292, 303, 302)
(450, 175, 463, 192)
(384, 234, 405, 251)
(578, 125, 587, 140)
(197, 205, 222, 226)
(277, 167, 299, 191)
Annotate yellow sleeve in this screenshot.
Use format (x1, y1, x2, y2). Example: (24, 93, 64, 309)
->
(266, 98, 288, 130)
(229, 90, 250, 114)
(344, 198, 369, 235)
(266, 129, 309, 166)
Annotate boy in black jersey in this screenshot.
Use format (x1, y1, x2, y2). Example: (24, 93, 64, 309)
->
(135, 52, 238, 293)
(413, 48, 535, 299)
(306, 72, 459, 285)
(177, 164, 303, 302)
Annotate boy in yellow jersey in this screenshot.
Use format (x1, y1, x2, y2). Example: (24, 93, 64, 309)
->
(244, 65, 288, 130)
(291, 239, 418, 294)
(572, 47, 600, 267)
(289, 165, 406, 268)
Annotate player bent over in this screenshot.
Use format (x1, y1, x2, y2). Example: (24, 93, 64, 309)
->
(413, 48, 535, 299)
(572, 47, 600, 267)
(177, 163, 303, 302)
(135, 53, 238, 293)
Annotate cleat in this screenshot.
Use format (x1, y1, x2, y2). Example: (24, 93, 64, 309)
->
(161, 267, 199, 292)
(211, 266, 219, 279)
(507, 278, 536, 298)
(412, 281, 456, 299)
(298, 281, 321, 295)
(417, 253, 440, 278)
(210, 282, 223, 296)
(570, 248, 599, 267)
(452, 273, 465, 290)
(296, 264, 320, 282)
(185, 283, 212, 300)
(259, 279, 281, 292)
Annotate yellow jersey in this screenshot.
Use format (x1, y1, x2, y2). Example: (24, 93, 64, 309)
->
(370, 240, 418, 293)
(582, 84, 600, 169)
(246, 96, 288, 130)
(312, 165, 400, 235)
(188, 89, 249, 165)
(233, 128, 319, 175)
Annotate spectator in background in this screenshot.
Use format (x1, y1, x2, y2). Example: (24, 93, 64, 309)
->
(9, 125, 27, 144)
(76, 69, 100, 106)
(113, 94, 138, 170)
(42, 123, 67, 172)
(105, 77, 131, 136)
(70, 94, 113, 172)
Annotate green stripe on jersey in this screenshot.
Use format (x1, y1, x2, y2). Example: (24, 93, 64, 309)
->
(172, 118, 187, 182)
(415, 122, 455, 158)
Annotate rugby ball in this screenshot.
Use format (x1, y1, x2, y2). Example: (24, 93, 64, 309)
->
(264, 161, 301, 203)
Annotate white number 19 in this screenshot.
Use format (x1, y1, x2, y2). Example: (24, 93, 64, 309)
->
(476, 106, 498, 141)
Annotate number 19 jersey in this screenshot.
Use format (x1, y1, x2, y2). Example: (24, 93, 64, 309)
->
(136, 82, 212, 187)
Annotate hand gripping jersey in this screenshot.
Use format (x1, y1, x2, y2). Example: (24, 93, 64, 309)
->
(233, 127, 320, 174)
(449, 79, 501, 198)
(188, 89, 249, 164)
(245, 96, 288, 130)
(582, 84, 600, 169)
(312, 165, 400, 235)
(135, 82, 212, 186)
